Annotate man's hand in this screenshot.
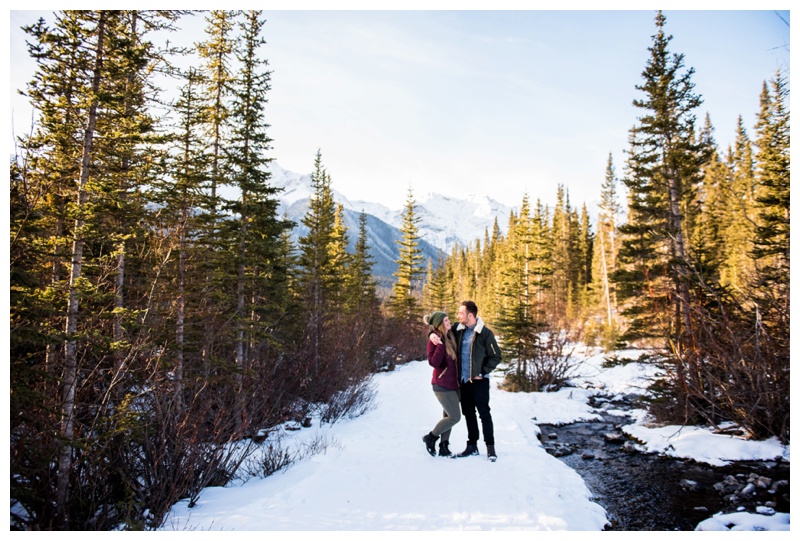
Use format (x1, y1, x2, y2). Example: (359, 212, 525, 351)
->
(429, 333, 442, 346)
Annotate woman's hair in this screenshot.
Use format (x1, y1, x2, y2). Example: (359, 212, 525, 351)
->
(423, 313, 458, 360)
(443, 329, 458, 361)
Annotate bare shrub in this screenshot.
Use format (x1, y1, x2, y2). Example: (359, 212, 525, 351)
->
(242, 432, 339, 479)
(663, 293, 788, 442)
(320, 376, 377, 425)
(502, 325, 584, 392)
(133, 389, 259, 528)
(373, 317, 426, 368)
(635, 260, 790, 444)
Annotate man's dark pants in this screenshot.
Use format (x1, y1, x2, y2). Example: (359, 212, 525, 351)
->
(460, 378, 494, 446)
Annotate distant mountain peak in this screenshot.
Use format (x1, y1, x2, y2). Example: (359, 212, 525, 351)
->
(267, 161, 511, 252)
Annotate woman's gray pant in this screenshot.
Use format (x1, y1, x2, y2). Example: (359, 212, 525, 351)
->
(432, 389, 462, 442)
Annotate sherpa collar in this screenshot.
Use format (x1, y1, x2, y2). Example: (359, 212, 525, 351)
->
(456, 317, 485, 334)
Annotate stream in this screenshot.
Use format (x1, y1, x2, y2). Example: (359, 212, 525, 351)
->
(537, 394, 790, 531)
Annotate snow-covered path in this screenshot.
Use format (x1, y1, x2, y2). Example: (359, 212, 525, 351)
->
(162, 360, 609, 531)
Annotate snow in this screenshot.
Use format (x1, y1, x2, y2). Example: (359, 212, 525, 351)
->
(160, 346, 789, 532)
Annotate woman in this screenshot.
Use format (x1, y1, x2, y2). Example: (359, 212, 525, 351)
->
(421, 311, 461, 457)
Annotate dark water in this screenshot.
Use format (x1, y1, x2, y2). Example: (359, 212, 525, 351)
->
(538, 398, 790, 531)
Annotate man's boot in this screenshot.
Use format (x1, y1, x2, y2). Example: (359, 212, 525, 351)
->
(455, 442, 479, 458)
(487, 444, 497, 462)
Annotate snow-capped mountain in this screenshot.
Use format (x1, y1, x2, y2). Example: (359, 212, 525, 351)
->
(267, 162, 511, 252)
(261, 162, 512, 288)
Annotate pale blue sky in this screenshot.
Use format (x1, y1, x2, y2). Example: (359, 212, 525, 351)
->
(7, 5, 791, 213)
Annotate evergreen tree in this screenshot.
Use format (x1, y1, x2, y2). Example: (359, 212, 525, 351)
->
(496, 195, 538, 375)
(752, 70, 790, 304)
(224, 9, 287, 370)
(577, 203, 594, 312)
(297, 150, 338, 377)
(719, 116, 757, 290)
(616, 11, 706, 353)
(550, 185, 570, 322)
(423, 253, 452, 313)
(346, 211, 379, 315)
(195, 9, 239, 375)
(15, 9, 180, 527)
(690, 113, 728, 282)
(388, 188, 425, 322)
(152, 67, 212, 411)
(591, 153, 621, 330)
(196, 9, 237, 203)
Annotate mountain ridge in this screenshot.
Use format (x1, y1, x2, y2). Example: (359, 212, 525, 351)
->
(265, 161, 512, 252)
(219, 162, 514, 289)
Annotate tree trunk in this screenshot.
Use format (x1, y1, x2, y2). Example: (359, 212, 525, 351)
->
(598, 227, 613, 326)
(666, 167, 693, 344)
(57, 10, 107, 525)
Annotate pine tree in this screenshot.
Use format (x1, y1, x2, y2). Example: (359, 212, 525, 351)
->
(153, 66, 212, 411)
(346, 211, 379, 315)
(224, 9, 287, 370)
(616, 11, 706, 352)
(591, 153, 621, 331)
(298, 150, 338, 376)
(690, 113, 728, 282)
(550, 185, 570, 322)
(196, 9, 237, 204)
(388, 188, 425, 322)
(576, 203, 594, 312)
(344, 211, 382, 371)
(16, 9, 180, 527)
(719, 116, 757, 290)
(752, 70, 790, 304)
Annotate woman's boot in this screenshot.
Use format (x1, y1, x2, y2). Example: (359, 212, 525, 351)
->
(422, 432, 439, 456)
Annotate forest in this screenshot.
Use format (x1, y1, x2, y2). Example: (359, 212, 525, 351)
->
(9, 10, 789, 530)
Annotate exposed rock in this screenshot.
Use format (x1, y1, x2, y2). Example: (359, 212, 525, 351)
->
(740, 483, 757, 497)
(603, 432, 626, 443)
(679, 479, 700, 492)
(622, 441, 637, 453)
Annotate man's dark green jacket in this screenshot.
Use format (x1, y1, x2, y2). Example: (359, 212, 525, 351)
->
(453, 317, 502, 382)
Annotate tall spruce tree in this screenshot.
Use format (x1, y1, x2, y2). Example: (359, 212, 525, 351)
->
(224, 9, 287, 371)
(752, 70, 790, 306)
(388, 189, 425, 322)
(719, 116, 757, 290)
(153, 67, 212, 411)
(591, 153, 621, 330)
(297, 150, 338, 377)
(690, 113, 728, 282)
(196, 9, 237, 204)
(616, 11, 706, 353)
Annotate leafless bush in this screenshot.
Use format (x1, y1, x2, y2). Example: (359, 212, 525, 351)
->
(636, 259, 790, 444)
(502, 325, 585, 392)
(320, 376, 377, 424)
(133, 389, 258, 529)
(242, 432, 338, 479)
(250, 441, 298, 477)
(373, 317, 426, 368)
(665, 293, 788, 442)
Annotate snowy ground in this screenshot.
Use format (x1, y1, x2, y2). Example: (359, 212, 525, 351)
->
(160, 347, 790, 532)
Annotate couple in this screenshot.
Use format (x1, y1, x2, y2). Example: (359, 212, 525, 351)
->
(422, 300, 502, 461)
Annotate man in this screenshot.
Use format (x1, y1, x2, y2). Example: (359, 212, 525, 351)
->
(433, 300, 502, 461)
